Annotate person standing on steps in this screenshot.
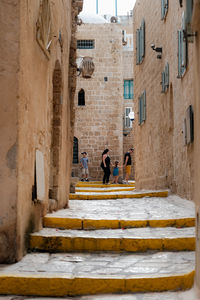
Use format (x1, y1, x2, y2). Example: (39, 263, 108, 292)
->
(124, 148, 134, 184)
(80, 152, 89, 181)
(112, 160, 120, 184)
(101, 149, 111, 184)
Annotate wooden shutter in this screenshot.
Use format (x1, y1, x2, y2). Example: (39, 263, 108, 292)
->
(161, 71, 165, 93)
(140, 19, 145, 61)
(161, 0, 168, 20)
(142, 90, 146, 122)
(165, 63, 169, 90)
(181, 12, 187, 73)
(136, 29, 140, 64)
(178, 30, 182, 78)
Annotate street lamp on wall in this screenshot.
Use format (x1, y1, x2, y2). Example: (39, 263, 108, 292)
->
(128, 111, 135, 121)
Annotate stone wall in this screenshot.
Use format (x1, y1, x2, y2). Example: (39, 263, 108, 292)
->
(133, 0, 194, 198)
(72, 23, 124, 181)
(191, 0, 200, 296)
(0, 0, 82, 262)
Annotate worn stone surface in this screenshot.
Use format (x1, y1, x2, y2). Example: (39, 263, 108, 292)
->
(0, 252, 195, 277)
(45, 195, 195, 221)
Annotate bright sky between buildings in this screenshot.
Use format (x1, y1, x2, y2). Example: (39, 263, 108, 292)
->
(83, 0, 136, 16)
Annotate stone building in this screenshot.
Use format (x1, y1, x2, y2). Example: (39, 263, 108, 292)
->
(72, 13, 134, 180)
(0, 0, 82, 263)
(133, 0, 200, 295)
(133, 0, 194, 199)
(191, 0, 200, 296)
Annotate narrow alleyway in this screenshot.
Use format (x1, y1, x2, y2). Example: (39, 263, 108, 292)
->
(0, 181, 196, 298)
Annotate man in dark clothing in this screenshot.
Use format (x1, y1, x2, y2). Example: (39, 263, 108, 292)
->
(124, 148, 134, 184)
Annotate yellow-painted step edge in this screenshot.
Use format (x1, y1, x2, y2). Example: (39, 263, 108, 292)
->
(75, 188, 135, 193)
(0, 271, 194, 296)
(43, 216, 195, 230)
(69, 191, 168, 200)
(76, 183, 135, 188)
(30, 235, 195, 252)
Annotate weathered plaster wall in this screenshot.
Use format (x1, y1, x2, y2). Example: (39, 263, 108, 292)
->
(72, 23, 123, 180)
(133, 0, 194, 198)
(0, 0, 19, 262)
(0, 0, 82, 262)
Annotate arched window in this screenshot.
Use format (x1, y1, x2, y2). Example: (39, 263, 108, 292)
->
(73, 137, 79, 164)
(78, 89, 85, 106)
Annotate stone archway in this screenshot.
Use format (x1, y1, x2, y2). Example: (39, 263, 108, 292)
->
(49, 60, 62, 201)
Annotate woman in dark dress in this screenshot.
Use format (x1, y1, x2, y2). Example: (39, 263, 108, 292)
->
(101, 149, 111, 184)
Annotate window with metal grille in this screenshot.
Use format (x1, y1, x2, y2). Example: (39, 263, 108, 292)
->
(73, 137, 79, 164)
(124, 80, 134, 99)
(77, 40, 95, 49)
(78, 89, 85, 106)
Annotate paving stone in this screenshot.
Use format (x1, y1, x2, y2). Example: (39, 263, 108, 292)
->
(0, 252, 194, 277)
(44, 195, 195, 221)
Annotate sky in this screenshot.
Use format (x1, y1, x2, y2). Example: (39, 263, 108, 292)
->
(82, 0, 136, 16)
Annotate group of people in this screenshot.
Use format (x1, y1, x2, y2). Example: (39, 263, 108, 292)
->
(101, 148, 133, 184)
(80, 148, 134, 184)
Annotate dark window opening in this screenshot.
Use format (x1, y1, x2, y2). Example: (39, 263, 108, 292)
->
(73, 137, 79, 164)
(77, 40, 95, 49)
(78, 89, 85, 106)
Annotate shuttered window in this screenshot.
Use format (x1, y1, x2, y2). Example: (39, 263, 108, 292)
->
(178, 12, 187, 78)
(124, 80, 134, 99)
(161, 63, 169, 93)
(185, 0, 194, 42)
(125, 107, 132, 128)
(161, 0, 168, 20)
(136, 19, 145, 65)
(138, 90, 146, 125)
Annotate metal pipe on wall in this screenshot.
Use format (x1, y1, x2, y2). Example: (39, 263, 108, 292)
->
(115, 0, 117, 16)
(96, 0, 98, 14)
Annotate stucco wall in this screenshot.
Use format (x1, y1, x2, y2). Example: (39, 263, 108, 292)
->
(0, 0, 82, 262)
(133, 0, 194, 198)
(72, 23, 123, 181)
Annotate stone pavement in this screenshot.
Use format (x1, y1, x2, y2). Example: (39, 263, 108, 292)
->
(0, 183, 196, 297)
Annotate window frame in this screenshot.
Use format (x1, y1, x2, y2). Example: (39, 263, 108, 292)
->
(124, 79, 134, 99)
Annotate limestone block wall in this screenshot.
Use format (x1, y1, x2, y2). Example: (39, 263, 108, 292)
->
(133, 0, 194, 199)
(0, 0, 82, 262)
(73, 24, 123, 180)
(191, 0, 200, 296)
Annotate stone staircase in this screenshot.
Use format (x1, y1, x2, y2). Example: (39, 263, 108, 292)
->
(0, 181, 196, 298)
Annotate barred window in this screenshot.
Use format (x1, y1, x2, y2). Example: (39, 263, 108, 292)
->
(73, 137, 79, 164)
(77, 40, 95, 49)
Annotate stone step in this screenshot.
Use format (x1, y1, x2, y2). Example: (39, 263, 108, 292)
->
(30, 227, 195, 252)
(69, 190, 168, 200)
(76, 183, 135, 188)
(75, 187, 135, 193)
(0, 252, 195, 296)
(43, 196, 195, 230)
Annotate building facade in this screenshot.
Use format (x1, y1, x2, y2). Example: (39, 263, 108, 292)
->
(133, 0, 194, 199)
(133, 0, 200, 295)
(72, 14, 134, 181)
(0, 0, 82, 262)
